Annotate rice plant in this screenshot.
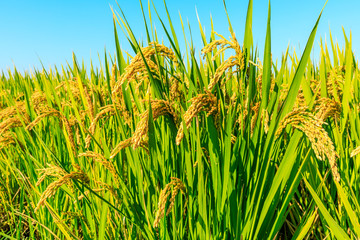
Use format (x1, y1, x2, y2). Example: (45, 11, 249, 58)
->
(1, 0, 360, 239)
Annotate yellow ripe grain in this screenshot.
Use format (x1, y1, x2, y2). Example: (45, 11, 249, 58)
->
(132, 100, 177, 149)
(30, 90, 47, 108)
(36, 164, 67, 186)
(350, 146, 360, 158)
(202, 31, 244, 90)
(0, 102, 27, 122)
(78, 151, 118, 180)
(83, 86, 95, 121)
(276, 107, 340, 182)
(29, 106, 78, 152)
(85, 104, 116, 148)
(262, 109, 270, 134)
(35, 166, 89, 212)
(314, 97, 341, 121)
(113, 57, 158, 94)
(26, 108, 60, 131)
(0, 115, 30, 135)
(61, 115, 77, 152)
(327, 66, 345, 101)
(110, 138, 133, 159)
(176, 91, 219, 145)
(110, 63, 117, 90)
(55, 79, 83, 102)
(0, 132, 16, 150)
(208, 56, 239, 90)
(153, 177, 186, 228)
(112, 42, 176, 96)
(248, 102, 261, 135)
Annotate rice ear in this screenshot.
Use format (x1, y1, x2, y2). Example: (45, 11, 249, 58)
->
(276, 107, 340, 182)
(153, 177, 186, 228)
(176, 91, 219, 145)
(35, 166, 89, 212)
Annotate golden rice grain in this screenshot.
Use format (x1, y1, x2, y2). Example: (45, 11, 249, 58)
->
(132, 100, 178, 149)
(0, 102, 27, 122)
(110, 138, 133, 159)
(176, 91, 219, 145)
(26, 108, 60, 131)
(61, 116, 77, 152)
(112, 43, 176, 96)
(78, 151, 118, 179)
(83, 86, 95, 120)
(249, 102, 260, 135)
(208, 56, 240, 90)
(153, 177, 186, 228)
(0, 132, 16, 150)
(327, 66, 345, 102)
(350, 146, 360, 158)
(35, 165, 89, 212)
(262, 109, 270, 134)
(276, 107, 340, 182)
(30, 90, 47, 108)
(202, 31, 244, 90)
(110, 64, 117, 90)
(314, 98, 341, 121)
(36, 164, 67, 186)
(0, 115, 30, 135)
(85, 104, 116, 148)
(169, 75, 185, 104)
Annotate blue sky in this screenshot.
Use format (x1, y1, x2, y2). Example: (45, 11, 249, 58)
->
(1, 1, 359, 73)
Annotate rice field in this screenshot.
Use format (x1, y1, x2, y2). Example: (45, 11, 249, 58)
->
(1, 0, 360, 239)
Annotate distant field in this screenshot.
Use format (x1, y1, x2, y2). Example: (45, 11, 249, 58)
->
(1, 0, 360, 239)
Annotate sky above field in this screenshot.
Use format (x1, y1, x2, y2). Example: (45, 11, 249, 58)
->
(1, 0, 359, 73)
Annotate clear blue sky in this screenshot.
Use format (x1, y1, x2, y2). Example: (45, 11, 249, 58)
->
(1, 0, 359, 73)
